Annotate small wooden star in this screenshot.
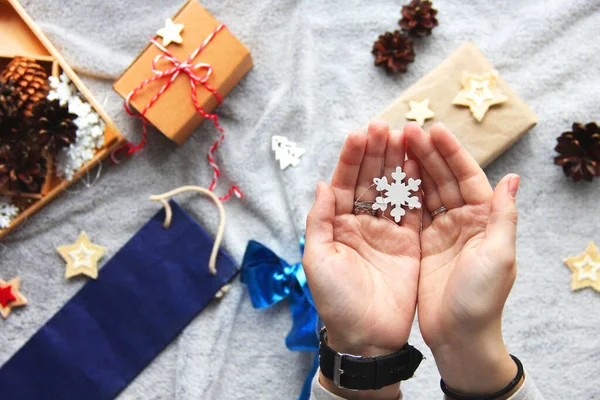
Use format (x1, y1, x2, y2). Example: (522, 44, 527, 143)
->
(564, 242, 600, 292)
(156, 18, 184, 47)
(452, 70, 507, 122)
(57, 231, 107, 280)
(0, 277, 27, 319)
(0, 285, 16, 307)
(405, 98, 435, 126)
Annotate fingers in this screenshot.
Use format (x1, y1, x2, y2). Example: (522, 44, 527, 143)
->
(305, 182, 337, 265)
(422, 207, 432, 230)
(429, 123, 493, 205)
(354, 120, 389, 202)
(383, 129, 406, 176)
(483, 174, 520, 264)
(399, 159, 422, 233)
(404, 122, 465, 209)
(331, 130, 367, 215)
(419, 166, 443, 214)
(407, 146, 432, 229)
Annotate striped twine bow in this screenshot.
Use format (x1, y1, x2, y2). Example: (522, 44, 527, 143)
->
(115, 23, 242, 201)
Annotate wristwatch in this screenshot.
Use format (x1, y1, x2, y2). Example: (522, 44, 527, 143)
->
(319, 327, 423, 391)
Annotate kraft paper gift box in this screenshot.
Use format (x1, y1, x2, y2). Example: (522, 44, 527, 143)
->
(376, 42, 538, 168)
(113, 0, 253, 145)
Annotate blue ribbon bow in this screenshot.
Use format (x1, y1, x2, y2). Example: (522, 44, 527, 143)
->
(241, 237, 319, 400)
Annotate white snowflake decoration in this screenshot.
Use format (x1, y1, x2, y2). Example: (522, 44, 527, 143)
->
(272, 135, 305, 170)
(0, 197, 19, 229)
(372, 166, 422, 223)
(48, 74, 105, 180)
(47, 73, 75, 106)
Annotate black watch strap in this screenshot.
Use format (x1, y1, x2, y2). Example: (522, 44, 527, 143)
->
(319, 327, 423, 391)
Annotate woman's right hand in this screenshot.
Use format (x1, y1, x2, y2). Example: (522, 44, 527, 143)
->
(405, 122, 521, 395)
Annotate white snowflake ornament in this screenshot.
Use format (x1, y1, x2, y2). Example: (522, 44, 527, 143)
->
(372, 166, 421, 223)
(48, 73, 75, 106)
(48, 74, 105, 180)
(0, 197, 19, 229)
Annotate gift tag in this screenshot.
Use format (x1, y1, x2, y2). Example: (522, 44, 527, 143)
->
(0, 188, 237, 400)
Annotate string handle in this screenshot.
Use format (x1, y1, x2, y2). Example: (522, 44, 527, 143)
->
(149, 186, 225, 275)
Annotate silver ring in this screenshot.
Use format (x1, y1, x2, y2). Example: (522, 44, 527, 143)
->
(431, 205, 448, 218)
(353, 201, 377, 216)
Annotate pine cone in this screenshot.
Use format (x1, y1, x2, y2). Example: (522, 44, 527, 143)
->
(0, 115, 21, 143)
(29, 99, 77, 155)
(554, 122, 600, 182)
(0, 82, 22, 125)
(0, 141, 47, 193)
(0, 83, 22, 143)
(372, 31, 415, 74)
(1, 57, 49, 117)
(399, 0, 439, 37)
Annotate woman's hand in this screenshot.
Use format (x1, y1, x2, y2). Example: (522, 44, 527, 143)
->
(405, 122, 520, 395)
(303, 120, 422, 399)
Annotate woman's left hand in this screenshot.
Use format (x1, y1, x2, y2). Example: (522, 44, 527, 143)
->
(303, 120, 422, 399)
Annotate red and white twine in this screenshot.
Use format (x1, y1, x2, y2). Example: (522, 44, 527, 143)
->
(115, 23, 242, 201)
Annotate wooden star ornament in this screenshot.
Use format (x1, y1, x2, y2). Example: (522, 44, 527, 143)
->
(0, 277, 27, 319)
(452, 70, 507, 122)
(564, 242, 600, 292)
(405, 98, 435, 126)
(57, 231, 107, 280)
(156, 18, 184, 47)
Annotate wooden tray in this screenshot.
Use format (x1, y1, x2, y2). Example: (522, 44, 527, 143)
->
(0, 0, 127, 240)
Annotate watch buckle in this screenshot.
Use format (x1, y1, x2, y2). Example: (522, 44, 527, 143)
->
(333, 352, 362, 390)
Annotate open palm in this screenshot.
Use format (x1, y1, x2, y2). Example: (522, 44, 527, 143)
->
(405, 122, 520, 391)
(303, 121, 422, 356)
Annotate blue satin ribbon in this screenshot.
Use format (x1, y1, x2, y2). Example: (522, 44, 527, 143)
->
(241, 237, 319, 400)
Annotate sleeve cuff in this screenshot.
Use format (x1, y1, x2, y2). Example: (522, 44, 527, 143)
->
(310, 368, 403, 400)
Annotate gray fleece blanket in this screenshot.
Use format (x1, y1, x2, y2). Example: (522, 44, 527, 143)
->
(1, 0, 600, 399)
